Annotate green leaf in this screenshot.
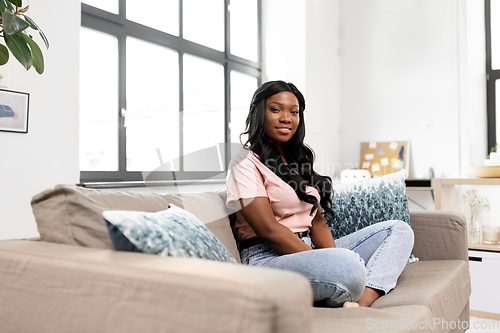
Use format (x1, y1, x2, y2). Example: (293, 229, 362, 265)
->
(0, 0, 13, 11)
(6, 0, 21, 7)
(0, 0, 11, 12)
(22, 13, 35, 29)
(4, 33, 31, 70)
(3, 10, 29, 35)
(0, 43, 9, 65)
(23, 15, 48, 49)
(22, 33, 43, 73)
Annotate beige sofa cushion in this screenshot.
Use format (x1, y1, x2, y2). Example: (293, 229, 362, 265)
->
(311, 260, 470, 333)
(372, 260, 470, 332)
(31, 185, 240, 262)
(313, 305, 433, 333)
(410, 211, 468, 261)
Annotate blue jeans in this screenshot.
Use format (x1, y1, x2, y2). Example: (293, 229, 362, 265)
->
(240, 220, 414, 307)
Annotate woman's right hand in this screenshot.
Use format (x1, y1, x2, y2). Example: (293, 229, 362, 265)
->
(238, 197, 313, 254)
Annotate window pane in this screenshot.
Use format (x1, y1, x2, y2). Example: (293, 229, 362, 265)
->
(492, 0, 500, 69)
(126, 0, 179, 35)
(496, 80, 500, 145)
(230, 0, 258, 62)
(183, 54, 224, 171)
(230, 71, 257, 153)
(81, 0, 118, 14)
(183, 0, 224, 51)
(79, 28, 118, 171)
(126, 38, 179, 172)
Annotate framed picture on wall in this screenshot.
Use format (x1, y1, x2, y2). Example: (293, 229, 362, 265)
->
(0, 89, 30, 133)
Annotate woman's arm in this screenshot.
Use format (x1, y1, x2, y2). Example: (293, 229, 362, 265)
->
(310, 210, 336, 249)
(238, 197, 313, 254)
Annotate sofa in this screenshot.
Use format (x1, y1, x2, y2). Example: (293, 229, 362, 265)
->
(0, 185, 471, 333)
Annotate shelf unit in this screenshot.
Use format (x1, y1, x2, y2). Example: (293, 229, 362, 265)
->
(469, 243, 500, 252)
(434, 178, 500, 210)
(434, 178, 500, 316)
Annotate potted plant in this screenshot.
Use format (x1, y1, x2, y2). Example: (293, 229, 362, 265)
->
(0, 0, 48, 74)
(489, 142, 499, 158)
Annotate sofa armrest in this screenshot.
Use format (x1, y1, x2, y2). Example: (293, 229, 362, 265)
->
(410, 211, 468, 262)
(0, 240, 313, 333)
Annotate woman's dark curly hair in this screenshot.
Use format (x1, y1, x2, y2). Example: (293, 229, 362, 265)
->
(242, 80, 333, 217)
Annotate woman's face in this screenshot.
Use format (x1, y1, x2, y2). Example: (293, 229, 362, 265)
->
(264, 91, 300, 150)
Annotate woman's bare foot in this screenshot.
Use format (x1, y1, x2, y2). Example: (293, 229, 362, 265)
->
(342, 301, 359, 308)
(357, 287, 384, 307)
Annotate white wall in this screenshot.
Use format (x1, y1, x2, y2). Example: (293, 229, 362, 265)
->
(338, 0, 486, 179)
(305, 0, 342, 179)
(458, 0, 488, 177)
(262, 0, 342, 179)
(262, 0, 306, 89)
(0, 0, 80, 240)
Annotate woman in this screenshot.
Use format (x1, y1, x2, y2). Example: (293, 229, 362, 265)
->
(226, 80, 414, 307)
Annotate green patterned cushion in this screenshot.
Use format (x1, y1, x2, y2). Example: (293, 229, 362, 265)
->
(103, 204, 237, 263)
(325, 170, 417, 263)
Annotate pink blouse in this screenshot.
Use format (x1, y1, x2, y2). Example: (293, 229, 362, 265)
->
(226, 147, 320, 242)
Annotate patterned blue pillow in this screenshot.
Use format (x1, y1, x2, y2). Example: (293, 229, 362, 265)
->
(103, 204, 237, 263)
(325, 170, 418, 263)
(105, 220, 142, 253)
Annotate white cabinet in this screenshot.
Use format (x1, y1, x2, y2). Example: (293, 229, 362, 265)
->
(468, 250, 500, 314)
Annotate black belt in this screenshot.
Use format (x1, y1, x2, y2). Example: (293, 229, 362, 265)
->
(238, 230, 310, 254)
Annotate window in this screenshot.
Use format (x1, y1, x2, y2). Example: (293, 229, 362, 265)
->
(486, 0, 500, 152)
(80, 0, 261, 184)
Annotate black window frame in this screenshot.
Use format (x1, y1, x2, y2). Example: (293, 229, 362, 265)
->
(80, 0, 262, 186)
(486, 0, 498, 153)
